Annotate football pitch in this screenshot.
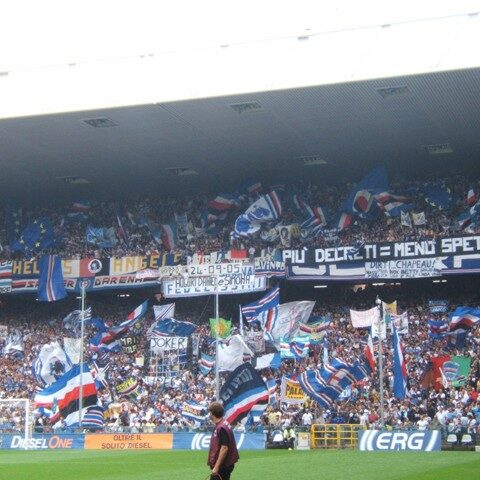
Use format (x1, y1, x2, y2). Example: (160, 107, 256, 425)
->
(1, 449, 479, 480)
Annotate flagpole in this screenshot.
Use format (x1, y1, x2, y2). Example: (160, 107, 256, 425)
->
(375, 296, 385, 428)
(215, 276, 220, 401)
(238, 304, 244, 337)
(79, 284, 86, 428)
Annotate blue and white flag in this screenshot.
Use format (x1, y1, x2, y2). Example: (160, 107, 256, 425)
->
(161, 223, 177, 250)
(449, 306, 480, 331)
(423, 184, 453, 210)
(392, 322, 408, 399)
(342, 167, 388, 215)
(80, 406, 105, 429)
(181, 401, 208, 423)
(32, 341, 73, 387)
(38, 255, 67, 302)
(86, 225, 117, 248)
(233, 214, 261, 237)
(152, 318, 197, 337)
(199, 353, 214, 375)
(220, 363, 269, 425)
(254, 352, 281, 370)
(241, 287, 280, 323)
(245, 191, 282, 223)
(153, 304, 176, 321)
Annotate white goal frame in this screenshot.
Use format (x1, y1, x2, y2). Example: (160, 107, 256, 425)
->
(0, 398, 32, 442)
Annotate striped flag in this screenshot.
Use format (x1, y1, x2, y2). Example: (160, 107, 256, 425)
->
(392, 322, 408, 399)
(153, 303, 175, 321)
(0, 260, 12, 293)
(241, 287, 280, 323)
(90, 301, 147, 351)
(80, 406, 105, 429)
(220, 363, 269, 425)
(364, 335, 375, 372)
(199, 353, 214, 375)
(34, 364, 97, 426)
(181, 401, 207, 423)
(449, 306, 480, 331)
(38, 255, 67, 302)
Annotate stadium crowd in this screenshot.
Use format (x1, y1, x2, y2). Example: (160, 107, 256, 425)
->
(0, 171, 479, 261)
(0, 284, 479, 442)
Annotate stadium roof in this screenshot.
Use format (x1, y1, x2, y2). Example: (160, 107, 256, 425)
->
(1, 1, 480, 202)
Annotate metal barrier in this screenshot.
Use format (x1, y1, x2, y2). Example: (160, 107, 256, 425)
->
(310, 424, 363, 449)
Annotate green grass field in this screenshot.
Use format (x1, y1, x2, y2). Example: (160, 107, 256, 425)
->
(1, 449, 479, 480)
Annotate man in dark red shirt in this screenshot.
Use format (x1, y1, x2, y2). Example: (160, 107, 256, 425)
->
(207, 402, 239, 480)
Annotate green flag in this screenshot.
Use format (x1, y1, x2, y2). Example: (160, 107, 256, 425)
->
(209, 318, 232, 338)
(451, 355, 471, 387)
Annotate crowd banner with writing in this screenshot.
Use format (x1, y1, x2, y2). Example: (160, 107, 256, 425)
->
(150, 337, 188, 353)
(350, 308, 380, 328)
(285, 235, 480, 281)
(120, 336, 137, 354)
(162, 274, 266, 298)
(365, 259, 441, 279)
(280, 376, 306, 404)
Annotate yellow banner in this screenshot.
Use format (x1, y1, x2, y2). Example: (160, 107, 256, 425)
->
(280, 376, 306, 404)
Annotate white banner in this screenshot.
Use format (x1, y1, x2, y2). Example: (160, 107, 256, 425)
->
(162, 274, 266, 298)
(391, 312, 409, 335)
(160, 263, 254, 278)
(365, 258, 441, 279)
(150, 336, 188, 353)
(350, 307, 379, 328)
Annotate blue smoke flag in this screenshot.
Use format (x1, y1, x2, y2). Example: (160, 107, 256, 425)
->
(392, 322, 408, 399)
(38, 255, 67, 302)
(241, 287, 280, 323)
(220, 363, 269, 425)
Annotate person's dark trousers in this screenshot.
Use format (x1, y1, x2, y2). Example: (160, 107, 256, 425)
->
(211, 464, 235, 480)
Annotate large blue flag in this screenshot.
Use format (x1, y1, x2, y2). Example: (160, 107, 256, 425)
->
(220, 363, 269, 425)
(11, 217, 56, 252)
(152, 318, 197, 337)
(423, 184, 453, 210)
(342, 166, 388, 215)
(38, 255, 67, 302)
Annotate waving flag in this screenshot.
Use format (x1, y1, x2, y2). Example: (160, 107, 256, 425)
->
(423, 184, 453, 210)
(181, 401, 207, 423)
(364, 335, 375, 372)
(428, 319, 448, 339)
(10, 217, 56, 253)
(245, 191, 282, 222)
(218, 335, 253, 372)
(392, 323, 408, 399)
(90, 301, 147, 351)
(220, 363, 269, 425)
(38, 255, 67, 302)
(34, 364, 97, 426)
(153, 303, 175, 321)
(210, 318, 232, 338)
(241, 287, 280, 323)
(161, 223, 177, 250)
(199, 353, 214, 375)
(449, 306, 480, 331)
(280, 336, 311, 359)
(152, 318, 197, 337)
(32, 341, 73, 387)
(80, 406, 104, 429)
(300, 207, 327, 229)
(86, 226, 117, 248)
(342, 166, 388, 215)
(467, 188, 477, 207)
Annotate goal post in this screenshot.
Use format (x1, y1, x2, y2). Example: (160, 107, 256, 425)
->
(0, 398, 32, 442)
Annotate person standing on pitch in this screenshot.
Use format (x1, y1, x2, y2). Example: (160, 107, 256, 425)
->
(207, 402, 239, 480)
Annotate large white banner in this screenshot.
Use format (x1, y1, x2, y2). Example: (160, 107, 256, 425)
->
(350, 307, 380, 328)
(162, 274, 266, 297)
(260, 301, 315, 343)
(150, 336, 188, 353)
(365, 258, 441, 279)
